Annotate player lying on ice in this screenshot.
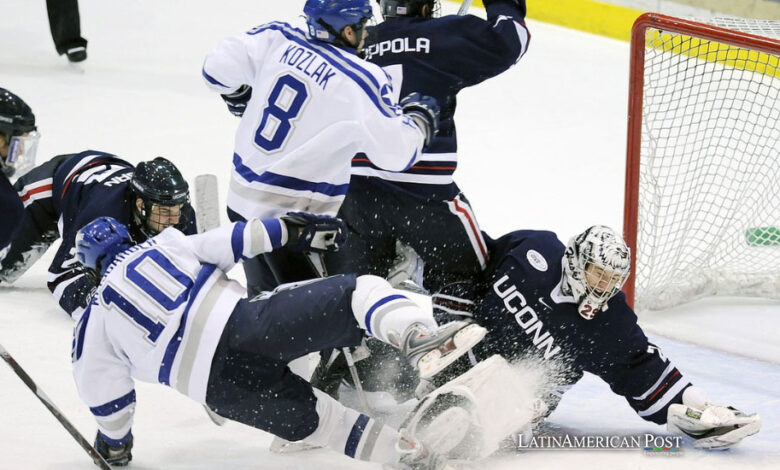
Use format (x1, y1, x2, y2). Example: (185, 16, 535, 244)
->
(344, 225, 762, 457)
(71, 213, 486, 469)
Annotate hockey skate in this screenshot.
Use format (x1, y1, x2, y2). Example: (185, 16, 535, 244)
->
(384, 432, 453, 470)
(398, 321, 487, 380)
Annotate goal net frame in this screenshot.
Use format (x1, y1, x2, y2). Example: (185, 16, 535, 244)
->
(622, 12, 780, 309)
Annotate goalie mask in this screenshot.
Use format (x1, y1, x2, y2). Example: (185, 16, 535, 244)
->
(563, 225, 630, 320)
(130, 157, 190, 239)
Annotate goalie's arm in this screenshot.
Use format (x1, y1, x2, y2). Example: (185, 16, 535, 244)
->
(583, 314, 691, 425)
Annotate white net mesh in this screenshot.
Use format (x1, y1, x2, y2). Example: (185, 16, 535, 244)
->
(634, 17, 780, 311)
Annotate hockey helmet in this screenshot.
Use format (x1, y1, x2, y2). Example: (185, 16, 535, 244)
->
(304, 0, 373, 45)
(130, 157, 190, 238)
(563, 225, 631, 320)
(377, 0, 438, 18)
(0, 88, 39, 177)
(75, 217, 134, 275)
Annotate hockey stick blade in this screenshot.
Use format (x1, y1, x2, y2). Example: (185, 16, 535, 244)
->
(0, 343, 111, 470)
(195, 174, 220, 233)
(457, 0, 473, 15)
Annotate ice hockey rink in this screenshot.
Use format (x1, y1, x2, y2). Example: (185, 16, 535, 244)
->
(1, 0, 778, 468)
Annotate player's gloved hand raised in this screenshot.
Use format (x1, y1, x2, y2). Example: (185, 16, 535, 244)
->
(281, 212, 347, 253)
(220, 85, 252, 117)
(400, 92, 440, 147)
(94, 431, 133, 466)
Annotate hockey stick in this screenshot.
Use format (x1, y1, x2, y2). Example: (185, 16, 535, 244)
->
(193, 174, 229, 426)
(305, 253, 374, 415)
(194, 174, 220, 233)
(457, 0, 473, 15)
(0, 343, 111, 470)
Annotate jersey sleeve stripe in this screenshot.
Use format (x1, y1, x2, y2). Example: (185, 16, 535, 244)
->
(233, 153, 350, 197)
(260, 218, 284, 250)
(637, 379, 691, 418)
(249, 23, 396, 118)
(201, 67, 230, 88)
(89, 390, 137, 417)
(158, 264, 217, 386)
(230, 221, 246, 262)
(633, 362, 676, 400)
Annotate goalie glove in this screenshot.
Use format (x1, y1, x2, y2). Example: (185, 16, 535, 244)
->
(667, 386, 761, 450)
(94, 431, 133, 466)
(221, 84, 252, 117)
(400, 92, 440, 147)
(280, 212, 347, 253)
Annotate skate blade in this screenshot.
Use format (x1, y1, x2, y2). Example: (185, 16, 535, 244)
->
(269, 436, 323, 454)
(418, 324, 487, 379)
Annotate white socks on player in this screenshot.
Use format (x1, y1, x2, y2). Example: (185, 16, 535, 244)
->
(351, 275, 437, 345)
(304, 388, 401, 464)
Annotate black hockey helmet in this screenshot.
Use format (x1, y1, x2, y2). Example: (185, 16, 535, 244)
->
(0, 88, 39, 177)
(377, 0, 438, 18)
(0, 88, 36, 139)
(130, 157, 190, 238)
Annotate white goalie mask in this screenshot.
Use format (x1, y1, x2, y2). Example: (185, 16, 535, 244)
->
(563, 226, 631, 320)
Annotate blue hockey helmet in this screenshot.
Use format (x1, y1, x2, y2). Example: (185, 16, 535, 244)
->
(304, 0, 373, 45)
(75, 217, 134, 275)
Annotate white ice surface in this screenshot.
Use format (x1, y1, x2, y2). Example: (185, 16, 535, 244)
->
(1, 1, 778, 469)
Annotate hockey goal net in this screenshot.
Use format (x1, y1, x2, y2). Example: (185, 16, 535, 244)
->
(623, 13, 780, 311)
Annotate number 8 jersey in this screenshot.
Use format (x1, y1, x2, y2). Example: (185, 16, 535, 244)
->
(202, 21, 426, 221)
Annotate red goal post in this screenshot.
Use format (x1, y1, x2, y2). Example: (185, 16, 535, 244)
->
(623, 13, 780, 310)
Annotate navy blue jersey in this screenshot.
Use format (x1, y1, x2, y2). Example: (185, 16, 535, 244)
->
(353, 0, 530, 200)
(9, 150, 196, 319)
(0, 172, 23, 253)
(472, 230, 691, 424)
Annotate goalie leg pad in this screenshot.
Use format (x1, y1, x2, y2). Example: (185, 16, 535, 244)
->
(403, 355, 543, 459)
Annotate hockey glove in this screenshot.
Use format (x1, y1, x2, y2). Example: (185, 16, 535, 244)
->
(94, 431, 133, 466)
(221, 85, 252, 117)
(281, 212, 347, 253)
(400, 92, 440, 147)
(667, 386, 761, 449)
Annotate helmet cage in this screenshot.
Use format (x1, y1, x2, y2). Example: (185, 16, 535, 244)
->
(563, 226, 631, 320)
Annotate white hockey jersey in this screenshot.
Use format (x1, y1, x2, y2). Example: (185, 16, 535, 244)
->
(202, 21, 426, 220)
(71, 219, 287, 443)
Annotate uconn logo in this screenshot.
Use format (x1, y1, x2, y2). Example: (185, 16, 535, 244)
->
(493, 274, 561, 360)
